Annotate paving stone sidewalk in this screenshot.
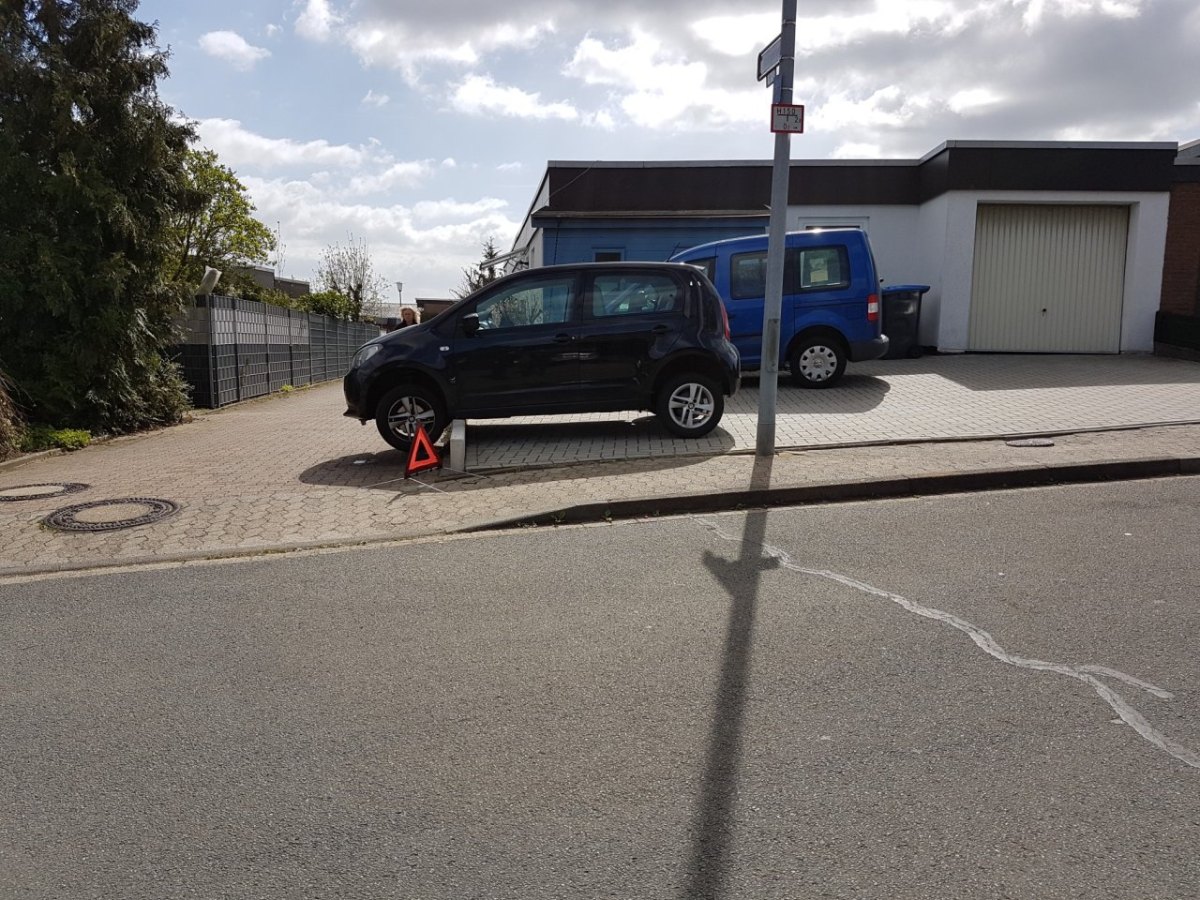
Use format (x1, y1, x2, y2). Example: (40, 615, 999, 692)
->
(0, 355, 1197, 576)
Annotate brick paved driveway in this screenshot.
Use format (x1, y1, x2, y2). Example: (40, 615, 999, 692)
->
(0, 354, 1197, 573)
(466, 354, 1200, 469)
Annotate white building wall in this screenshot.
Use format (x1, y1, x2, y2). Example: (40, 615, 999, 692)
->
(786, 206, 922, 288)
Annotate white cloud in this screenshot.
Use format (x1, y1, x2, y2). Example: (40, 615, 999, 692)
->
(296, 0, 341, 42)
(412, 198, 508, 222)
(497, 161, 523, 172)
(265, 24, 281, 38)
(441, 158, 458, 169)
(241, 175, 519, 298)
(693, 4, 970, 57)
(948, 87, 1005, 114)
(1019, 0, 1143, 28)
(565, 31, 762, 129)
(451, 75, 578, 121)
(831, 141, 885, 159)
(361, 89, 390, 107)
(347, 161, 435, 195)
(345, 18, 555, 74)
(198, 31, 271, 71)
(195, 118, 378, 169)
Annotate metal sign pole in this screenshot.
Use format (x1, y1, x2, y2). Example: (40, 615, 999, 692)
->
(756, 0, 797, 456)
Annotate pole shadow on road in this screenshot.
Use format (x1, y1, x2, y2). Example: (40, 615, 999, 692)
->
(683, 454, 780, 900)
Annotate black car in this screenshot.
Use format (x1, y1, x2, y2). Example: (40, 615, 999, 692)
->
(344, 262, 740, 451)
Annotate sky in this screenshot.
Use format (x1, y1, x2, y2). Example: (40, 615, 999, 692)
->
(137, 0, 1200, 301)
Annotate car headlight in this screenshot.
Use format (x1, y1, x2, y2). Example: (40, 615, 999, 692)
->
(351, 344, 381, 369)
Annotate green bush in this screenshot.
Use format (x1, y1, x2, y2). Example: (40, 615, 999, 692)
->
(19, 425, 92, 453)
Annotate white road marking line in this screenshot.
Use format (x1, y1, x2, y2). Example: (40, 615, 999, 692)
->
(693, 515, 1200, 771)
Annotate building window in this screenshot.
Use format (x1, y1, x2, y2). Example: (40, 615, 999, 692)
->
(594, 250, 623, 262)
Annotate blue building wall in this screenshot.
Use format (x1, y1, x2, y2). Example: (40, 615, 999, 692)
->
(537, 217, 767, 267)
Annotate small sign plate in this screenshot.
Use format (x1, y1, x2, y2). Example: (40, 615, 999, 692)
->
(771, 103, 805, 133)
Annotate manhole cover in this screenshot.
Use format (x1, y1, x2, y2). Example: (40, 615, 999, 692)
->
(1006, 438, 1056, 448)
(43, 498, 181, 533)
(0, 482, 89, 502)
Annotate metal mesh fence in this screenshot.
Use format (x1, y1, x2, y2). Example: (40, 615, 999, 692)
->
(173, 295, 377, 409)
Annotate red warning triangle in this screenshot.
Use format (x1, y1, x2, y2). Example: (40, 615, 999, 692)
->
(404, 422, 441, 477)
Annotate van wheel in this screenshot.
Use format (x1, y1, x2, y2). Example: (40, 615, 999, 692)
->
(375, 384, 447, 452)
(789, 336, 846, 388)
(656, 373, 723, 438)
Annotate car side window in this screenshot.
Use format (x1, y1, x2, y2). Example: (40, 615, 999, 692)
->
(474, 275, 575, 329)
(591, 273, 681, 318)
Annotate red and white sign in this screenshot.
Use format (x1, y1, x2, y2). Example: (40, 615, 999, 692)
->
(771, 104, 805, 133)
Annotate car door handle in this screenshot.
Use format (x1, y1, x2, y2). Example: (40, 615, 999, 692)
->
(554, 333, 575, 343)
(652, 324, 671, 334)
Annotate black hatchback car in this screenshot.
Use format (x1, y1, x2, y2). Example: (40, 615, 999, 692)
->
(344, 262, 740, 451)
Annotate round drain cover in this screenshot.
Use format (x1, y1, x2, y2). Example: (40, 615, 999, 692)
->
(0, 482, 89, 502)
(1006, 438, 1056, 448)
(43, 498, 181, 533)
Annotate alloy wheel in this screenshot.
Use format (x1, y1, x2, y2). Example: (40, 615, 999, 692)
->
(667, 381, 716, 431)
(386, 395, 438, 439)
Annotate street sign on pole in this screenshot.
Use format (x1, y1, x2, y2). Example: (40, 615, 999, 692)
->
(757, 33, 782, 81)
(755, 0, 798, 458)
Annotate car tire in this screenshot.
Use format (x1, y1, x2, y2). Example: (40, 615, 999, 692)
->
(789, 336, 847, 388)
(655, 373, 723, 438)
(375, 383, 448, 452)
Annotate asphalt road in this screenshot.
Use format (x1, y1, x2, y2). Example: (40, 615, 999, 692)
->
(2, 476, 1198, 899)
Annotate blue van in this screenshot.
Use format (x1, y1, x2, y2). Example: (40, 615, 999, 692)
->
(671, 230, 887, 387)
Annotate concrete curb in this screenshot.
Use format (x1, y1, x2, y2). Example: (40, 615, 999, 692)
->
(467, 455, 1200, 531)
(3, 455, 1197, 580)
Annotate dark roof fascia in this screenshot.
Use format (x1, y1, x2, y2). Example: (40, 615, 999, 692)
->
(1174, 159, 1200, 184)
(531, 208, 770, 221)
(534, 141, 1180, 219)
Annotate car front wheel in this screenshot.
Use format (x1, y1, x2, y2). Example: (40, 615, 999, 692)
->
(655, 373, 723, 438)
(375, 383, 447, 452)
(789, 336, 847, 388)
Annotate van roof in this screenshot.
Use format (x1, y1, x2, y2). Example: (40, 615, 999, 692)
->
(670, 228, 865, 259)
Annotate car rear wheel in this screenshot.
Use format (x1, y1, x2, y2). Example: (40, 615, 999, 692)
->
(789, 336, 847, 388)
(375, 383, 447, 452)
(655, 373, 723, 438)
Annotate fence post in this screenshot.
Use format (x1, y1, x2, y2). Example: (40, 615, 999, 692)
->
(287, 308, 295, 386)
(231, 297, 242, 403)
(204, 295, 216, 410)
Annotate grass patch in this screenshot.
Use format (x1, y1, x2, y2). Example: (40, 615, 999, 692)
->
(19, 425, 92, 452)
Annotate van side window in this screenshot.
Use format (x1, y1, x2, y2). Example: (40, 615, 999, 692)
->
(796, 247, 850, 290)
(732, 245, 851, 297)
(730, 252, 767, 299)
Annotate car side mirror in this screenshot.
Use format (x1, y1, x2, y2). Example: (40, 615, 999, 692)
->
(461, 313, 480, 336)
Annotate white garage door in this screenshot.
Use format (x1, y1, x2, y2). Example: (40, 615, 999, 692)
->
(968, 204, 1129, 353)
